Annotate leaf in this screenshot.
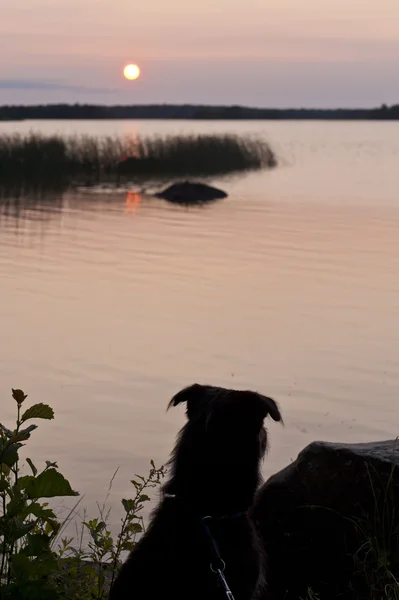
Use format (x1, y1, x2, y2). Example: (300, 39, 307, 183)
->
(44, 519, 60, 536)
(0, 515, 7, 535)
(83, 518, 98, 530)
(122, 498, 135, 513)
(96, 521, 106, 533)
(139, 494, 150, 503)
(18, 469, 78, 499)
(11, 552, 33, 579)
(1, 443, 23, 467)
(22, 533, 52, 557)
(12, 388, 28, 405)
(98, 569, 105, 589)
(122, 540, 135, 552)
(21, 404, 54, 423)
(7, 491, 27, 517)
(45, 461, 58, 469)
(0, 479, 9, 492)
(2, 463, 10, 476)
(0, 423, 13, 438)
(0, 516, 36, 541)
(8, 558, 59, 599)
(23, 501, 56, 521)
(12, 520, 37, 541)
(10, 425, 38, 443)
(26, 458, 38, 476)
(126, 522, 142, 535)
(17, 473, 34, 487)
(6, 580, 59, 600)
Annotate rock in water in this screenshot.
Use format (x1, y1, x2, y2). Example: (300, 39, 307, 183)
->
(154, 181, 227, 204)
(252, 440, 399, 600)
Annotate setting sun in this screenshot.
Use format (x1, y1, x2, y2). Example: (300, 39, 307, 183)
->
(123, 64, 141, 81)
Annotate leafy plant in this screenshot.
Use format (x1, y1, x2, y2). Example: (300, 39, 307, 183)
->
(0, 389, 78, 599)
(53, 463, 166, 600)
(0, 388, 166, 600)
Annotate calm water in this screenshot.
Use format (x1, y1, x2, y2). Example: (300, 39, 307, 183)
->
(1, 120, 398, 529)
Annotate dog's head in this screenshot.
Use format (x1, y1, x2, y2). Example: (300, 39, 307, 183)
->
(167, 384, 282, 498)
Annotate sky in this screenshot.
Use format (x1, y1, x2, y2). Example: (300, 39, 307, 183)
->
(2, 0, 399, 107)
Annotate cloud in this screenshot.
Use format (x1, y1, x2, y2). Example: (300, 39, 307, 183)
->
(0, 79, 116, 93)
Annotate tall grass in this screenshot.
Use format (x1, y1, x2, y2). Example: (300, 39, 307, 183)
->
(0, 132, 276, 185)
(350, 460, 399, 600)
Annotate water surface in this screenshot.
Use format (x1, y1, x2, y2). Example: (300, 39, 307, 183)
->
(0, 120, 398, 529)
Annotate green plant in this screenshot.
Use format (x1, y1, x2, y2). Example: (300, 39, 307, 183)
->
(0, 388, 78, 599)
(0, 389, 166, 600)
(53, 463, 166, 600)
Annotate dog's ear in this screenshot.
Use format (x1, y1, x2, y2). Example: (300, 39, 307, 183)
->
(206, 390, 282, 435)
(168, 384, 205, 419)
(255, 393, 282, 423)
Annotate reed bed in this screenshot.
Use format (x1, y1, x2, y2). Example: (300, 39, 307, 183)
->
(0, 132, 276, 184)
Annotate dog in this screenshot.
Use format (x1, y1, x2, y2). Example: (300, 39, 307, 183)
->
(109, 383, 282, 600)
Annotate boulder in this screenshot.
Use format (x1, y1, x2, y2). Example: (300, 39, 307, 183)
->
(154, 181, 227, 204)
(252, 440, 399, 600)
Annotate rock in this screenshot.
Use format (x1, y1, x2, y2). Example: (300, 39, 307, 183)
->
(154, 181, 227, 204)
(252, 440, 399, 600)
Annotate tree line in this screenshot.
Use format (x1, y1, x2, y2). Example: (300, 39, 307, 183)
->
(0, 103, 398, 120)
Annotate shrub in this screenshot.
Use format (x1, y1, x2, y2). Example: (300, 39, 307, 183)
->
(0, 388, 165, 599)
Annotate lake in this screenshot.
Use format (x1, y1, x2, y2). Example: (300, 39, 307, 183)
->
(0, 119, 398, 531)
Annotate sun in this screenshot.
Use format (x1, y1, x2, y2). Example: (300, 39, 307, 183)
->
(123, 64, 141, 80)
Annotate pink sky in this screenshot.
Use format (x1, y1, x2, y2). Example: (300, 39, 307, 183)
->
(2, 0, 399, 106)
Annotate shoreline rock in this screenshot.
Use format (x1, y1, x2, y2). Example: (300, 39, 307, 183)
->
(253, 440, 399, 600)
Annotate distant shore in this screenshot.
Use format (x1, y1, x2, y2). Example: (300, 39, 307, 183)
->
(0, 103, 398, 121)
